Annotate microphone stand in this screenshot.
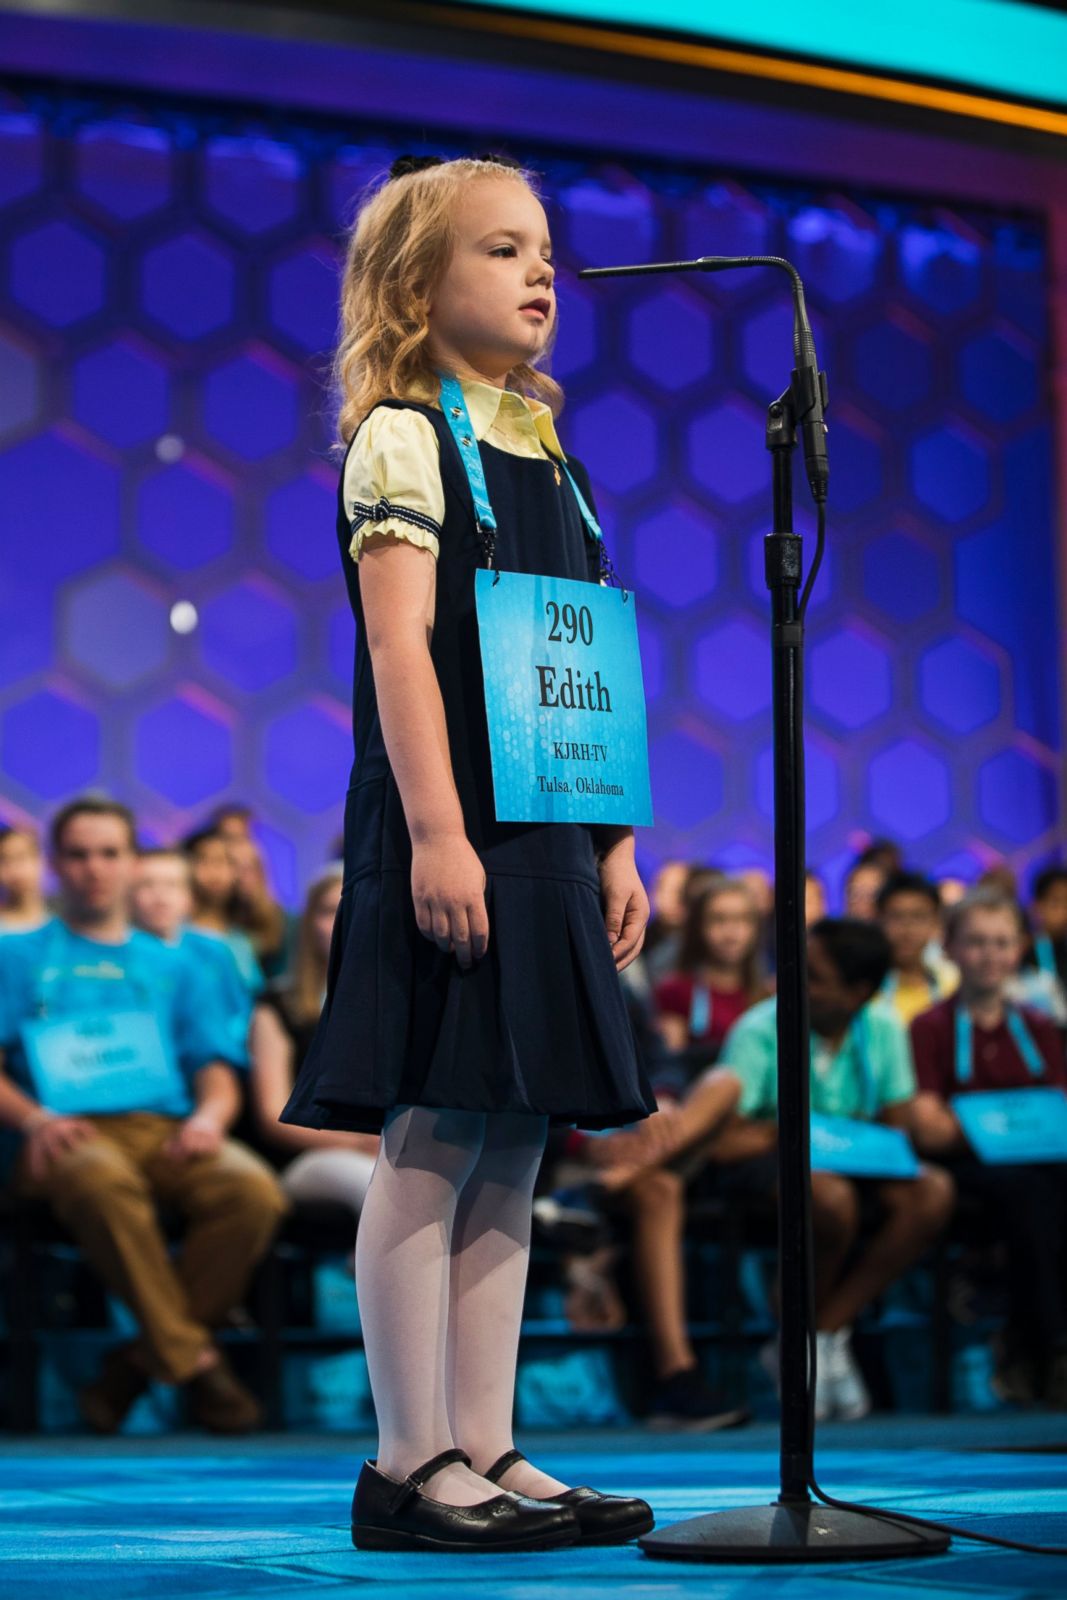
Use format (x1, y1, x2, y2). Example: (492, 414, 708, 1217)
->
(578, 254, 947, 1562)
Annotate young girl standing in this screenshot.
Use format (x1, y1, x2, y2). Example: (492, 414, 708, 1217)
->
(280, 154, 658, 1552)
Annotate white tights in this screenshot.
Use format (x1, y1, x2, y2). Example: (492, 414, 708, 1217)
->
(354, 1103, 570, 1506)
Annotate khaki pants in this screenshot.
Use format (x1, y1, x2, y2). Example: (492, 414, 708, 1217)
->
(13, 1111, 291, 1383)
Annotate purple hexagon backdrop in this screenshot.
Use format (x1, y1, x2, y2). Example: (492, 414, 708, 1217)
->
(0, 88, 1060, 905)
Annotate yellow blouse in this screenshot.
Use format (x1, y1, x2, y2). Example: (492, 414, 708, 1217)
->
(343, 376, 566, 564)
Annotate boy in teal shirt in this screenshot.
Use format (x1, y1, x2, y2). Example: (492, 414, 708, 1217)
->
(0, 796, 289, 1435)
(717, 917, 954, 1421)
(131, 845, 264, 1060)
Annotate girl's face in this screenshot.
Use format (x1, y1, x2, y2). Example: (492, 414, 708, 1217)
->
(191, 838, 236, 904)
(700, 890, 758, 968)
(427, 177, 555, 384)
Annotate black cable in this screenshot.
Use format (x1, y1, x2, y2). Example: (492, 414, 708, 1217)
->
(798, 499, 825, 620)
(803, 1309, 1067, 1553)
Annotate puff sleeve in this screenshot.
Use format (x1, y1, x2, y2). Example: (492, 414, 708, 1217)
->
(343, 406, 444, 563)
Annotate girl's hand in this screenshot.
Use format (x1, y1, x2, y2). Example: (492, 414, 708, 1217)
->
(598, 852, 649, 972)
(411, 834, 489, 970)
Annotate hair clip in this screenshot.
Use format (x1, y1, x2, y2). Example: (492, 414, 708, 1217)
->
(388, 154, 445, 180)
(388, 151, 522, 182)
(471, 150, 522, 170)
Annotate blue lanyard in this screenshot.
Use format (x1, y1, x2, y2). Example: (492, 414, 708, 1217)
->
(436, 371, 604, 570)
(812, 1010, 876, 1118)
(954, 1004, 1046, 1085)
(688, 983, 712, 1036)
(850, 1009, 876, 1118)
(1034, 934, 1058, 978)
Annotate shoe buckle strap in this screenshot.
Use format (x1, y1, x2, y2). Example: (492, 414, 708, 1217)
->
(385, 1447, 471, 1514)
(483, 1448, 526, 1483)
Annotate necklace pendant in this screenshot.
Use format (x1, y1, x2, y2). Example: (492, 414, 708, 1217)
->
(552, 462, 561, 486)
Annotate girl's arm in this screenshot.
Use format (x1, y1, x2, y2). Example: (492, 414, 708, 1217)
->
(248, 1003, 376, 1154)
(359, 538, 489, 969)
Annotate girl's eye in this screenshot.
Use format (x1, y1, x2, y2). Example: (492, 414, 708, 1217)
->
(490, 244, 516, 256)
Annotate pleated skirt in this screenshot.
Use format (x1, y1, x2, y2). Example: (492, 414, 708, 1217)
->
(279, 860, 659, 1134)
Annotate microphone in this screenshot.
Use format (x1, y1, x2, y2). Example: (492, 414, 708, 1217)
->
(579, 254, 828, 504)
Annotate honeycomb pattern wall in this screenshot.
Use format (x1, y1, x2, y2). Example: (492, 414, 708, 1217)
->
(0, 90, 1059, 905)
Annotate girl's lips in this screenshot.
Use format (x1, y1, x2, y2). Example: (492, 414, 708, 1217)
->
(520, 302, 549, 318)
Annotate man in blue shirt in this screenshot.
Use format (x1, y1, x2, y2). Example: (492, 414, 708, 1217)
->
(715, 918, 954, 1422)
(0, 796, 290, 1434)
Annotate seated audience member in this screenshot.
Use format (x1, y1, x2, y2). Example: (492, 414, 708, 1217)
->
(182, 825, 266, 997)
(654, 877, 770, 1083)
(245, 867, 379, 1263)
(1018, 866, 1067, 1009)
(861, 839, 904, 876)
(911, 887, 1067, 1406)
(1008, 870, 1067, 1026)
(0, 797, 289, 1435)
(937, 876, 968, 913)
(739, 865, 777, 974)
(644, 862, 723, 981)
(717, 917, 954, 1421)
(608, 1067, 752, 1432)
(978, 863, 1019, 899)
(550, 1084, 749, 1429)
(538, 970, 749, 1429)
(805, 870, 828, 928)
(0, 824, 52, 933)
(738, 866, 774, 933)
(132, 847, 262, 1058)
(843, 858, 887, 922)
(208, 802, 255, 843)
(642, 859, 690, 975)
(221, 821, 299, 984)
(876, 871, 958, 1027)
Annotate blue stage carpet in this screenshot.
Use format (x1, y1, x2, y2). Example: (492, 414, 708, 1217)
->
(2, 1416, 1065, 1597)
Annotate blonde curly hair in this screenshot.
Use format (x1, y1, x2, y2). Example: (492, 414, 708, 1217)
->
(333, 156, 563, 449)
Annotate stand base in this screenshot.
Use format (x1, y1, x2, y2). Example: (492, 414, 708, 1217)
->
(638, 1500, 950, 1563)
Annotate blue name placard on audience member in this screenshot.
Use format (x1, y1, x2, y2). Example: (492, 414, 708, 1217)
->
(21, 1010, 192, 1117)
(475, 568, 653, 825)
(951, 1087, 1067, 1165)
(809, 1112, 920, 1179)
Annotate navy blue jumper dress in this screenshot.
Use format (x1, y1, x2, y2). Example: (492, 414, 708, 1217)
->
(279, 398, 658, 1134)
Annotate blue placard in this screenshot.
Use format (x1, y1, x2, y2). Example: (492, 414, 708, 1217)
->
(809, 1112, 920, 1179)
(21, 1009, 192, 1117)
(951, 1087, 1067, 1165)
(475, 568, 653, 825)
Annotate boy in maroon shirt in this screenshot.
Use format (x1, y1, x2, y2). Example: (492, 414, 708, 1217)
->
(911, 887, 1067, 1406)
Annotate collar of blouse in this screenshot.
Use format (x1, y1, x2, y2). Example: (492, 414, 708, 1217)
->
(410, 372, 565, 461)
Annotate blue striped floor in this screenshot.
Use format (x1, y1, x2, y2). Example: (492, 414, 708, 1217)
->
(2, 1415, 1065, 1598)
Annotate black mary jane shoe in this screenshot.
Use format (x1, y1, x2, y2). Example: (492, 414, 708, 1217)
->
(351, 1446, 581, 1552)
(483, 1448, 655, 1545)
